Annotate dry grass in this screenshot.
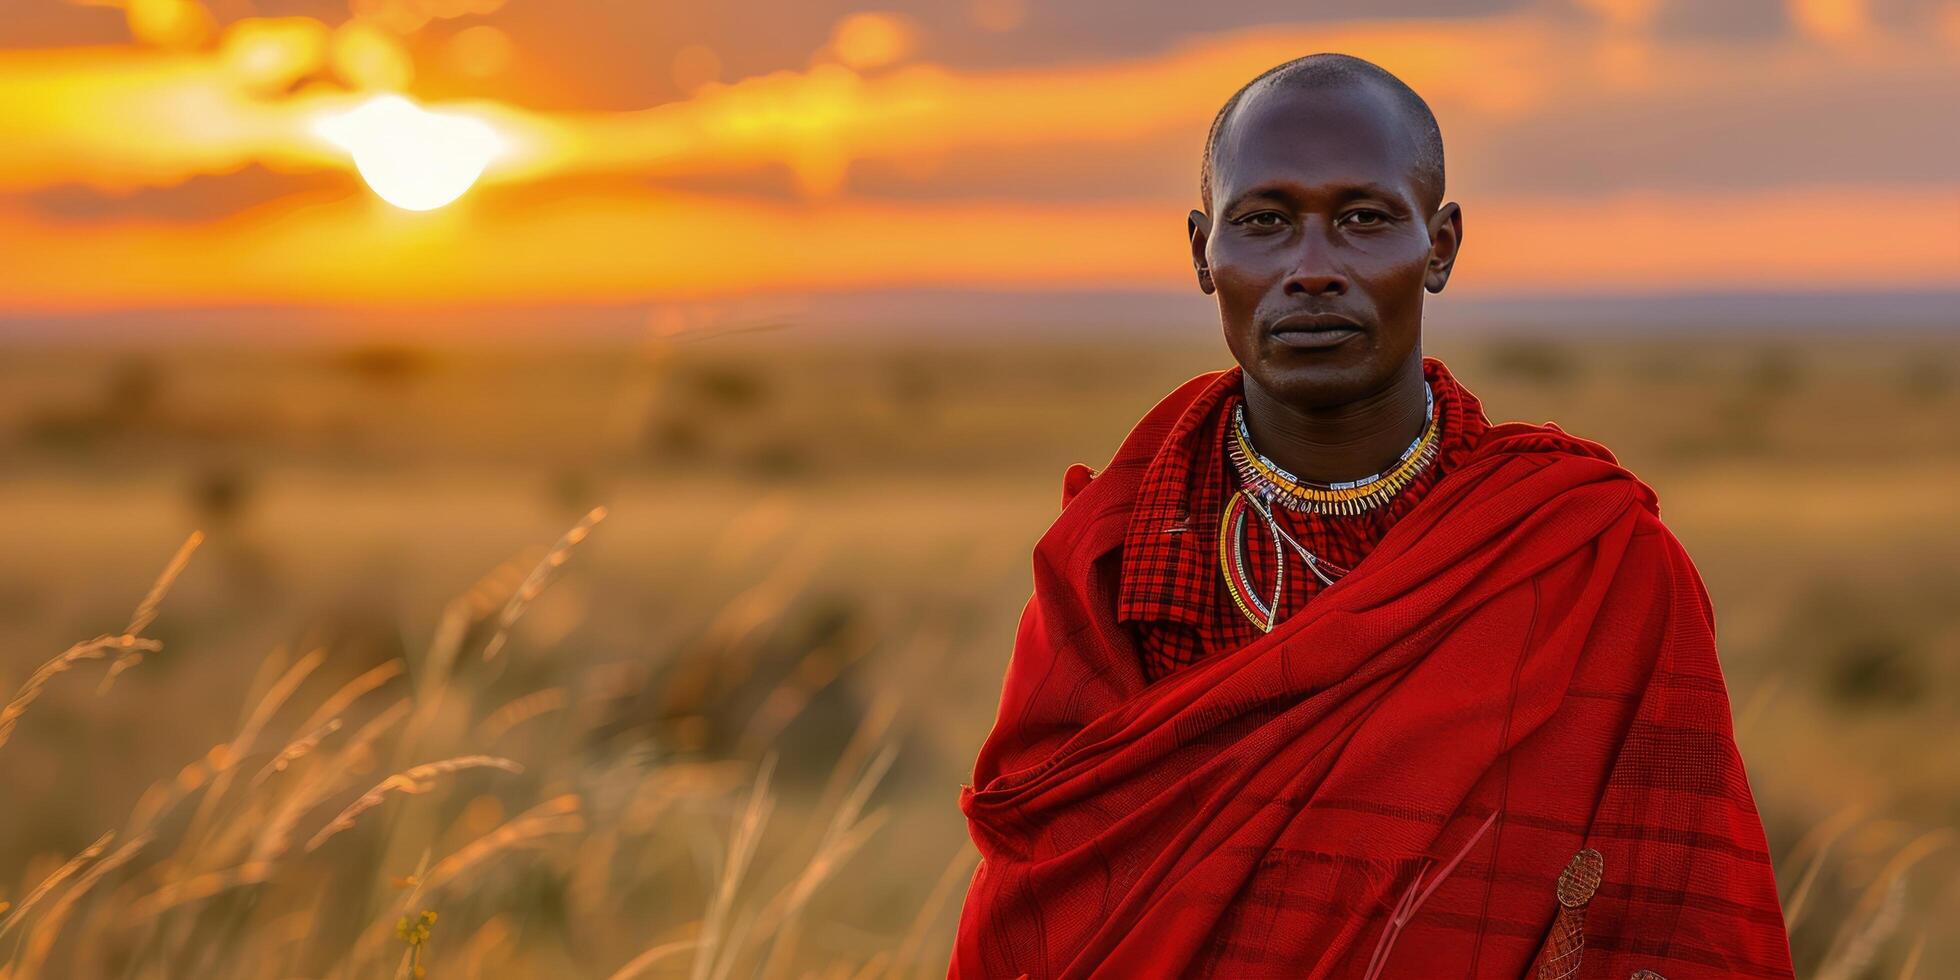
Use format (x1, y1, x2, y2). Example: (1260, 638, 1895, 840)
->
(14, 831, 154, 978)
(0, 635, 163, 753)
(0, 512, 915, 978)
(0, 832, 112, 943)
(305, 756, 528, 853)
(0, 335, 1953, 977)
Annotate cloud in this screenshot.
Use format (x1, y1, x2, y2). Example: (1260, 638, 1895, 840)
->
(0, 3, 1956, 308)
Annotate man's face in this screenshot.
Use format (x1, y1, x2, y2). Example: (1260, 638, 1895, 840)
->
(1190, 81, 1461, 409)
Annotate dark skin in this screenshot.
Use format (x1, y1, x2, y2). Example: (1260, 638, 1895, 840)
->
(1188, 79, 1463, 484)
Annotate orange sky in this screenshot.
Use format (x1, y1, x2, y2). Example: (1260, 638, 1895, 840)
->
(2, 0, 1957, 313)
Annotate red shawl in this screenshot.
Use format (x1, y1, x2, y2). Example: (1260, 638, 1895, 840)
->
(949, 369, 1795, 979)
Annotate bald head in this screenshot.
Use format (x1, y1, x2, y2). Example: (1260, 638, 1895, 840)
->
(1199, 53, 1445, 217)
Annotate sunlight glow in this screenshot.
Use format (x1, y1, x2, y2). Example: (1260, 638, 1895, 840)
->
(314, 94, 503, 211)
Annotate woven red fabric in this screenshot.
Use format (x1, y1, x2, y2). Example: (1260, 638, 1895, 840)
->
(1119, 356, 1491, 682)
(951, 365, 1795, 979)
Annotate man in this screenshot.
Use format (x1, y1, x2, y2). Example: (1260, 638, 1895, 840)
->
(948, 54, 1795, 979)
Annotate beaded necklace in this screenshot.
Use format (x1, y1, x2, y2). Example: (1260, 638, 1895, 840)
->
(1219, 383, 1440, 633)
(1227, 382, 1438, 515)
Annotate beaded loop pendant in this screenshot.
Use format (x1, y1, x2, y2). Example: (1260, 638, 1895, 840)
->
(1227, 382, 1439, 515)
(1219, 489, 1287, 633)
(1220, 489, 1356, 632)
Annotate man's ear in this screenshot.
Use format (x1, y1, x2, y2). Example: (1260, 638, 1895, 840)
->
(1424, 202, 1462, 294)
(1188, 209, 1215, 295)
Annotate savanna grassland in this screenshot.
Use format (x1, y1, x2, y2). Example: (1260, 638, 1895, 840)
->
(0, 329, 1955, 978)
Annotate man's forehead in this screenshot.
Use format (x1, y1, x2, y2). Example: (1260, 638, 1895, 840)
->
(1212, 79, 1419, 198)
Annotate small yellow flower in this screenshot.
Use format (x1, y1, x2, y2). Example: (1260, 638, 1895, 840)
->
(395, 907, 436, 944)
(397, 906, 438, 976)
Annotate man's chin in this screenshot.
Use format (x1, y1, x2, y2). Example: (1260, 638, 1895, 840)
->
(1248, 362, 1378, 410)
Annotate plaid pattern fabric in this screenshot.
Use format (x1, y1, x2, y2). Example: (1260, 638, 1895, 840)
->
(951, 371, 1797, 978)
(1118, 355, 1492, 683)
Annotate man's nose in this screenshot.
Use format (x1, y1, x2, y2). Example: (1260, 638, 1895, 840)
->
(1283, 224, 1349, 297)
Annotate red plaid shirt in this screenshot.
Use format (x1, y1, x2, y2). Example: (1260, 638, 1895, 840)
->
(1118, 355, 1492, 683)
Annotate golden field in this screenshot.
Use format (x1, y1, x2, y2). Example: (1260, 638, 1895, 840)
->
(0, 330, 1955, 978)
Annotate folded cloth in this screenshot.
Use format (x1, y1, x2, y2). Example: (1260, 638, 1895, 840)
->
(948, 369, 1796, 979)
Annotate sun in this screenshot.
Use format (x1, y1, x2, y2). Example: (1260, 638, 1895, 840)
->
(316, 95, 503, 211)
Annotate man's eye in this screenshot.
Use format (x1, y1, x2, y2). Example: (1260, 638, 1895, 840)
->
(1238, 212, 1286, 229)
(1343, 209, 1388, 227)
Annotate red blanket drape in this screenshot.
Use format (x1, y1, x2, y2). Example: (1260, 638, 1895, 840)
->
(950, 371, 1795, 979)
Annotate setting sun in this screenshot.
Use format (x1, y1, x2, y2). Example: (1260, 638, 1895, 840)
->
(315, 94, 503, 211)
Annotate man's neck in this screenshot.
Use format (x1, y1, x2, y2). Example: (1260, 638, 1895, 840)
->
(1239, 354, 1430, 486)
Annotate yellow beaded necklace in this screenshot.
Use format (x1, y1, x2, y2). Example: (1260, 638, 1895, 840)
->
(1226, 382, 1439, 516)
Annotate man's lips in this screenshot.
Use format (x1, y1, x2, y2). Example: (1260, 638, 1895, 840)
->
(1271, 312, 1364, 334)
(1270, 313, 1364, 349)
